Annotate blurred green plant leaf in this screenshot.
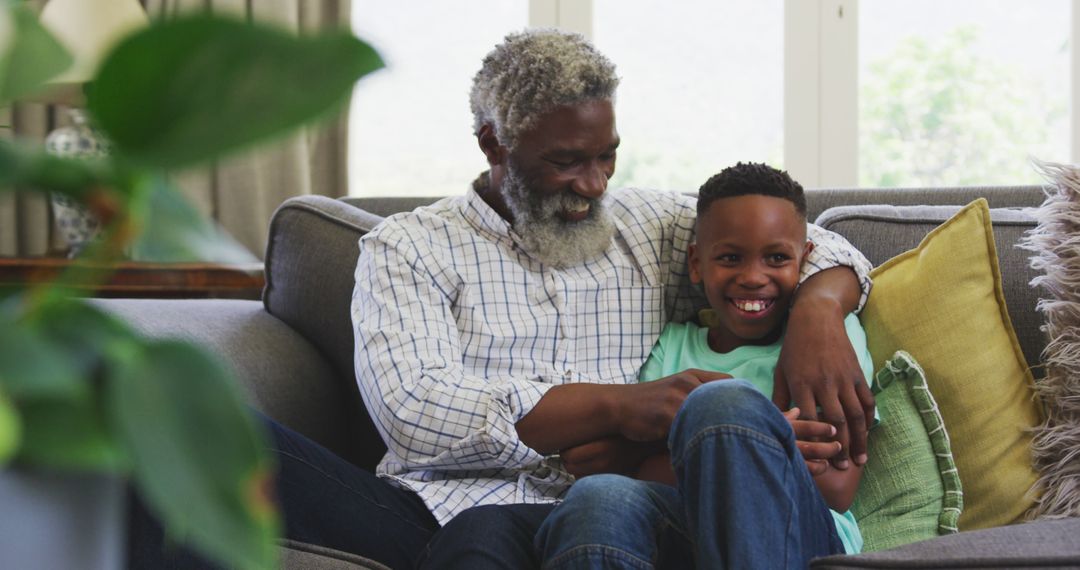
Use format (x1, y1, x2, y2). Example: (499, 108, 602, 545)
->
(16, 397, 128, 470)
(0, 138, 112, 198)
(88, 14, 383, 169)
(0, 2, 73, 105)
(32, 297, 138, 366)
(0, 298, 135, 470)
(127, 175, 257, 263)
(0, 324, 84, 400)
(109, 340, 278, 570)
(0, 389, 20, 464)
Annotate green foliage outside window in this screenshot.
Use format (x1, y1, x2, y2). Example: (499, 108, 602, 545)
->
(860, 26, 1066, 187)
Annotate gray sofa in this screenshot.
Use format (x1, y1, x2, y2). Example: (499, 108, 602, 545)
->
(98, 185, 1080, 569)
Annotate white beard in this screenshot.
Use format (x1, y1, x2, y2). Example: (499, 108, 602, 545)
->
(502, 167, 615, 268)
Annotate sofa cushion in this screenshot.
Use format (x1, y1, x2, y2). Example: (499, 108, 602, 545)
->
(264, 196, 388, 470)
(852, 200, 1043, 530)
(92, 299, 357, 463)
(810, 517, 1080, 569)
(853, 351, 961, 551)
(815, 203, 1044, 375)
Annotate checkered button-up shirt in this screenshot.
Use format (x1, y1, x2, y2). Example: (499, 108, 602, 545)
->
(351, 186, 872, 525)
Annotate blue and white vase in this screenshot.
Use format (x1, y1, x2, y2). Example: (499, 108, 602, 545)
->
(45, 109, 110, 258)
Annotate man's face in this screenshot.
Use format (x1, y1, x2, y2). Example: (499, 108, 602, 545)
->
(689, 195, 811, 353)
(501, 99, 621, 268)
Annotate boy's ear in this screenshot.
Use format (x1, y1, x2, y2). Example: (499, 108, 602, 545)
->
(688, 242, 702, 284)
(477, 124, 507, 166)
(802, 239, 814, 260)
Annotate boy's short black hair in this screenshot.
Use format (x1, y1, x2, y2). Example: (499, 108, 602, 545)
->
(697, 162, 807, 219)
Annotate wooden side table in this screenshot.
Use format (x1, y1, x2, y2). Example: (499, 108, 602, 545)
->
(0, 257, 265, 300)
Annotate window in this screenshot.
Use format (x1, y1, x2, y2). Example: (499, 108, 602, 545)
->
(593, 0, 784, 192)
(349, 1, 1077, 195)
(858, 0, 1070, 187)
(349, 1, 527, 197)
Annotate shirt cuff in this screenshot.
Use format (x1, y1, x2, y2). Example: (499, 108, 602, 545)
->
(486, 379, 558, 465)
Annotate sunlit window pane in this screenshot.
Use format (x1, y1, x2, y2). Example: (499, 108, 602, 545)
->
(349, 2, 527, 197)
(593, 0, 783, 192)
(859, 0, 1070, 187)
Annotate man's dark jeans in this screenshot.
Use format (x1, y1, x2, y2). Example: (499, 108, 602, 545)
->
(128, 416, 440, 569)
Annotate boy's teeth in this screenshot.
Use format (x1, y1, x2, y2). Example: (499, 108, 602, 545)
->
(734, 299, 770, 312)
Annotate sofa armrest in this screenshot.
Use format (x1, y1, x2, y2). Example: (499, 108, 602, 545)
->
(92, 298, 365, 465)
(811, 518, 1080, 569)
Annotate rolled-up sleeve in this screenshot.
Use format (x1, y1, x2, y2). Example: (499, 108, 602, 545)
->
(803, 223, 874, 312)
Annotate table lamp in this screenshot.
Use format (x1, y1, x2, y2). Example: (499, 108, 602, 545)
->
(34, 0, 148, 256)
(36, 0, 148, 106)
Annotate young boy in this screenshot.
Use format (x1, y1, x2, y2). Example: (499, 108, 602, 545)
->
(536, 162, 876, 567)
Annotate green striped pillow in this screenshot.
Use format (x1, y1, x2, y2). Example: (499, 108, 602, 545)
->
(851, 351, 963, 551)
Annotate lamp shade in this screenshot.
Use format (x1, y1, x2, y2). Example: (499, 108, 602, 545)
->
(39, 0, 148, 87)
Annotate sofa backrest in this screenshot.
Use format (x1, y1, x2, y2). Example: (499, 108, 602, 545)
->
(265, 185, 1047, 468)
(802, 185, 1042, 222)
(339, 185, 1042, 226)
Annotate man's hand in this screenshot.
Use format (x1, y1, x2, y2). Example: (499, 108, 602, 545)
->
(782, 408, 841, 476)
(615, 369, 731, 442)
(560, 436, 665, 478)
(517, 370, 727, 455)
(634, 452, 676, 486)
(772, 267, 874, 469)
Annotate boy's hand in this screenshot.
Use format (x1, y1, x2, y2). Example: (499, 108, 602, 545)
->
(782, 407, 842, 476)
(616, 369, 731, 442)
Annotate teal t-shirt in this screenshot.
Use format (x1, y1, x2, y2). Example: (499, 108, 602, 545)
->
(639, 313, 875, 555)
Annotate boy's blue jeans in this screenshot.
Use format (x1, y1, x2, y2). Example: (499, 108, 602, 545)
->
(533, 380, 844, 569)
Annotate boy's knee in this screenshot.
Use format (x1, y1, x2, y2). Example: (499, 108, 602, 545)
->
(549, 474, 644, 526)
(538, 475, 673, 559)
(542, 475, 667, 536)
(682, 379, 772, 419)
(671, 380, 786, 445)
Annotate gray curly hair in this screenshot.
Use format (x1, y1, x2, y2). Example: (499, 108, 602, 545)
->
(470, 29, 619, 150)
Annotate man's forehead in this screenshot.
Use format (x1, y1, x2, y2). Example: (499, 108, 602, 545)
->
(515, 99, 618, 150)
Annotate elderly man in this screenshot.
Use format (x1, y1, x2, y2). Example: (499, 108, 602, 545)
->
(131, 29, 874, 570)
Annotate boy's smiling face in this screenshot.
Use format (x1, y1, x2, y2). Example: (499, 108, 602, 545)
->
(689, 194, 812, 354)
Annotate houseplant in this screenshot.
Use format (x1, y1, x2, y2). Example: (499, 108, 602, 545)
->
(0, 3, 383, 568)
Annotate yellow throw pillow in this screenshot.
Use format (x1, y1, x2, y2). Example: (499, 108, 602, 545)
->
(859, 198, 1043, 530)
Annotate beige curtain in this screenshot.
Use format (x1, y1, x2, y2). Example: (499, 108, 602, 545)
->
(146, 0, 352, 259)
(0, 0, 63, 257)
(0, 0, 352, 259)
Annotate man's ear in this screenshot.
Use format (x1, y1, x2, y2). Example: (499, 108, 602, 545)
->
(688, 242, 702, 284)
(477, 124, 506, 167)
